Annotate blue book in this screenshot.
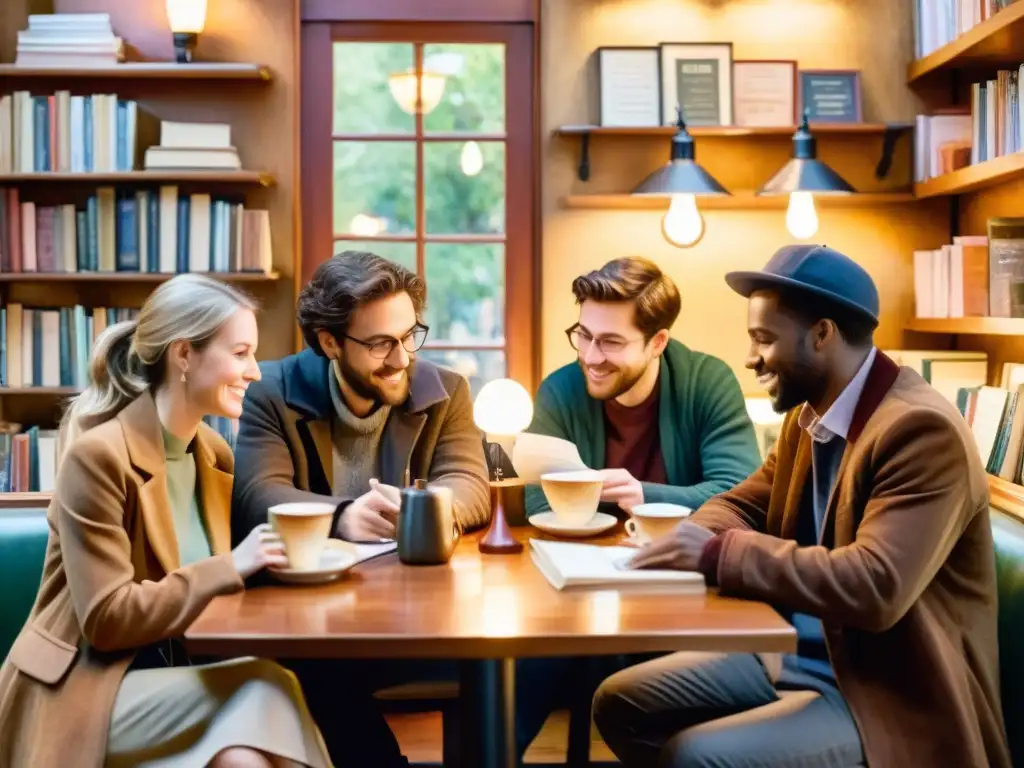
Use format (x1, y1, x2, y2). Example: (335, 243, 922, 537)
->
(115, 196, 139, 271)
(83, 96, 94, 172)
(147, 191, 160, 273)
(33, 97, 49, 172)
(176, 197, 190, 273)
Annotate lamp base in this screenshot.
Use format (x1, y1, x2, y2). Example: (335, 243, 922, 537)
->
(479, 481, 523, 554)
(173, 32, 198, 63)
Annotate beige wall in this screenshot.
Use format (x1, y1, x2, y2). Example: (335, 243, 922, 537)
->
(540, 0, 950, 393)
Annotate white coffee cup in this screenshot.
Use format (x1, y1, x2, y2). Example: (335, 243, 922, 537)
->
(268, 502, 337, 571)
(540, 469, 604, 527)
(625, 503, 692, 544)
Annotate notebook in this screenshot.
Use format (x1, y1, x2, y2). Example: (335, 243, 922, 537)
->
(530, 539, 706, 593)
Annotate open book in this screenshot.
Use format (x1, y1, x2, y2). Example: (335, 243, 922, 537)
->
(530, 539, 706, 593)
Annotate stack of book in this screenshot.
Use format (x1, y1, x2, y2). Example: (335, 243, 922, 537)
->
(144, 121, 242, 171)
(0, 186, 273, 275)
(0, 90, 138, 174)
(15, 13, 124, 69)
(886, 349, 988, 406)
(912, 218, 1024, 320)
(958, 361, 1024, 484)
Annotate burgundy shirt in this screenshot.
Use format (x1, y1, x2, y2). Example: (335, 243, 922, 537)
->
(603, 378, 667, 484)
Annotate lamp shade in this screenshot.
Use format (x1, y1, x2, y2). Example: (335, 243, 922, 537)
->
(758, 112, 854, 196)
(632, 107, 729, 197)
(388, 69, 446, 115)
(474, 378, 533, 437)
(166, 0, 207, 33)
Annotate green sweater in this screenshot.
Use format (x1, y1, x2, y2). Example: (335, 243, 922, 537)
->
(525, 340, 762, 517)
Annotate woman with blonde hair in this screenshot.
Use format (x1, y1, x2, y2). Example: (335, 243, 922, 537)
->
(0, 275, 332, 768)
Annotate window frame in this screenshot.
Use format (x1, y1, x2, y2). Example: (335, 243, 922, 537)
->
(299, 17, 540, 391)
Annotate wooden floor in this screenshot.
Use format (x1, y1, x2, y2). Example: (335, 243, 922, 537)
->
(387, 710, 618, 764)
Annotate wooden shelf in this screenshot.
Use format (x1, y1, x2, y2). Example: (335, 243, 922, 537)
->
(0, 387, 79, 396)
(0, 271, 279, 284)
(914, 153, 1024, 198)
(555, 123, 913, 138)
(905, 317, 1024, 335)
(907, 3, 1024, 83)
(0, 62, 271, 81)
(0, 170, 274, 186)
(562, 192, 918, 210)
(990, 475, 1024, 522)
(0, 492, 51, 509)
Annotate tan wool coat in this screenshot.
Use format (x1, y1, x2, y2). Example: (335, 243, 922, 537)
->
(0, 394, 244, 768)
(693, 352, 1011, 767)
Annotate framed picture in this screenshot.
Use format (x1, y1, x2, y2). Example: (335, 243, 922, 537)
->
(732, 60, 797, 127)
(799, 69, 862, 123)
(658, 42, 733, 127)
(597, 46, 661, 127)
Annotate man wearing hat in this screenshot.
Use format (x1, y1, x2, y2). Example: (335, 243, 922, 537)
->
(593, 245, 1010, 768)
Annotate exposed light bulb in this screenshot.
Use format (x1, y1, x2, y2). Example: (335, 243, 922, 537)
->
(786, 191, 819, 240)
(460, 140, 484, 176)
(661, 193, 704, 248)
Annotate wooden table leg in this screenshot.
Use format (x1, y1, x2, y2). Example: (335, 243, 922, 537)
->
(460, 658, 517, 768)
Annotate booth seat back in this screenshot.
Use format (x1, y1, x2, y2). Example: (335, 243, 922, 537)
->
(992, 510, 1024, 767)
(1, 504, 1024, 763)
(0, 506, 49, 660)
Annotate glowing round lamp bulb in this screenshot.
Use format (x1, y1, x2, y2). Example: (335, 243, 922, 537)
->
(388, 70, 446, 115)
(786, 191, 819, 240)
(474, 378, 533, 437)
(166, 0, 207, 33)
(661, 193, 704, 248)
(460, 140, 484, 176)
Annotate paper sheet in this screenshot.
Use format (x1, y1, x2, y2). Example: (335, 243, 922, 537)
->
(511, 432, 589, 484)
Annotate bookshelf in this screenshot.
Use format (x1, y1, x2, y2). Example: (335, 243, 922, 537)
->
(913, 153, 1024, 198)
(989, 474, 1024, 522)
(0, 171, 274, 185)
(0, 63, 271, 81)
(0, 270, 279, 283)
(555, 123, 913, 138)
(905, 317, 1024, 335)
(564, 192, 918, 210)
(906, 1, 1024, 83)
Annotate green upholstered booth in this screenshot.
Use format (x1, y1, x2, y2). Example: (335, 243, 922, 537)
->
(2, 501, 1024, 767)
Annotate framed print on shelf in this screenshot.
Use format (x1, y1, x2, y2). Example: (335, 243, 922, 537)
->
(799, 69, 862, 123)
(732, 60, 797, 127)
(597, 46, 661, 127)
(658, 42, 733, 127)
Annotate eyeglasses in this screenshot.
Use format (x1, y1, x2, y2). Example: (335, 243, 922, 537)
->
(345, 323, 430, 359)
(566, 324, 645, 357)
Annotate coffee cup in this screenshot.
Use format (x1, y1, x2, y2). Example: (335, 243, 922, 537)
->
(268, 502, 337, 571)
(625, 503, 692, 544)
(540, 469, 603, 527)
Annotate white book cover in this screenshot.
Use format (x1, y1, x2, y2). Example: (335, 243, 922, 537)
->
(530, 539, 705, 593)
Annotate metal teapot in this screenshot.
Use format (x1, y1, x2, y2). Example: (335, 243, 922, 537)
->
(396, 479, 459, 565)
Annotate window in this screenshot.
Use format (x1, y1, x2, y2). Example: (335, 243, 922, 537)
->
(301, 22, 538, 393)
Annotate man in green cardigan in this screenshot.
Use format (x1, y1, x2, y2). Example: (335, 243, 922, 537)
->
(516, 256, 762, 756)
(524, 256, 761, 518)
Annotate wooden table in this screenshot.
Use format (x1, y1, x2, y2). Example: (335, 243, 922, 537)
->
(186, 528, 796, 767)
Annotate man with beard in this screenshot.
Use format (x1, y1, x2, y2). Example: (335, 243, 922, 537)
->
(514, 256, 762, 757)
(594, 244, 1009, 768)
(231, 250, 490, 767)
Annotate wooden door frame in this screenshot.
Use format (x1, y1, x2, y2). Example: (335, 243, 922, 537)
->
(299, 18, 540, 390)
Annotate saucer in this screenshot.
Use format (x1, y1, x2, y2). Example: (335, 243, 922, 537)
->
(269, 540, 358, 585)
(529, 511, 618, 538)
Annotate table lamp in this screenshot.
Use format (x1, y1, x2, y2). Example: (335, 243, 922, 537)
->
(473, 378, 533, 554)
(166, 0, 207, 63)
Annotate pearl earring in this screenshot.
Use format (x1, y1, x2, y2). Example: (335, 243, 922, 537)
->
(180, 370, 187, 383)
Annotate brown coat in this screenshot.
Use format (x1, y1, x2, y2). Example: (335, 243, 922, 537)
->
(0, 394, 243, 768)
(693, 352, 1011, 768)
(231, 349, 491, 538)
